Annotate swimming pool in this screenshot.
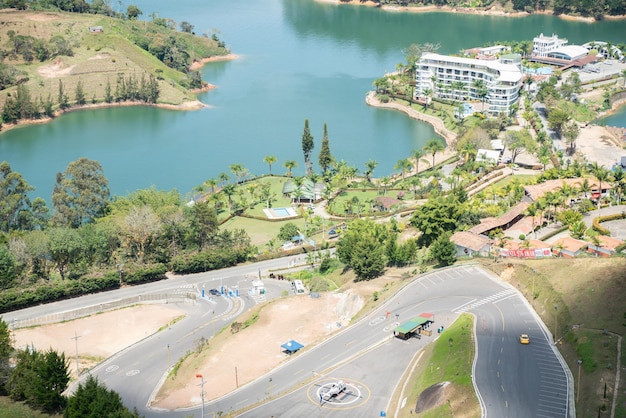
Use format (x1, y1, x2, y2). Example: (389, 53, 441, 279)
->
(264, 207, 298, 219)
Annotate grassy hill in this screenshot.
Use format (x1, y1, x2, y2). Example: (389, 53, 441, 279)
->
(0, 10, 229, 110)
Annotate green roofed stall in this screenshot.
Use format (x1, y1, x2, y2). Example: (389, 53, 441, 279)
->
(394, 313, 434, 340)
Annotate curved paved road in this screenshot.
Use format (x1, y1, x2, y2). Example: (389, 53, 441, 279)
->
(4, 262, 573, 417)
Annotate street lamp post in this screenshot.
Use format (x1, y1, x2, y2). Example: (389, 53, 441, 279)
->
(554, 304, 558, 344)
(71, 331, 81, 375)
(577, 359, 583, 404)
(196, 374, 205, 418)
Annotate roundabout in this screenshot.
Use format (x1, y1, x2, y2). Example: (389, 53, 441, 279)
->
(307, 378, 370, 410)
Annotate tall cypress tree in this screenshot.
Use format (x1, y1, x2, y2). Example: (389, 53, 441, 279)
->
(301, 119, 314, 176)
(318, 123, 333, 174)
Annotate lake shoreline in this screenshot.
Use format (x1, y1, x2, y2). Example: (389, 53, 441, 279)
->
(0, 54, 241, 135)
(316, 0, 626, 22)
(365, 91, 457, 147)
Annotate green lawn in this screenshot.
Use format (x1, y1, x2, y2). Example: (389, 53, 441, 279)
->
(0, 397, 61, 418)
(395, 313, 480, 417)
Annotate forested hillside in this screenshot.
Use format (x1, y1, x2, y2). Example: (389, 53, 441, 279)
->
(364, 0, 626, 18)
(0, 4, 229, 127)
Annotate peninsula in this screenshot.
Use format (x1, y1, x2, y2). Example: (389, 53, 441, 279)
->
(0, 9, 230, 132)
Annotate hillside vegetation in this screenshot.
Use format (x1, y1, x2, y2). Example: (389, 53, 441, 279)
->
(0, 9, 229, 114)
(370, 0, 626, 18)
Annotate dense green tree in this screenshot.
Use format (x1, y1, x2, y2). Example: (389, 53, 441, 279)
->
(318, 123, 333, 174)
(277, 222, 299, 243)
(0, 246, 17, 289)
(65, 375, 141, 418)
(504, 129, 536, 164)
(47, 227, 85, 279)
(9, 347, 69, 413)
(562, 121, 580, 154)
(51, 158, 110, 228)
(34, 349, 70, 413)
(0, 161, 34, 232)
(180, 21, 194, 33)
(547, 108, 571, 138)
(301, 119, 314, 176)
(429, 232, 456, 267)
(410, 195, 464, 247)
(336, 219, 388, 281)
(0, 318, 12, 393)
(189, 201, 218, 250)
(126, 5, 142, 20)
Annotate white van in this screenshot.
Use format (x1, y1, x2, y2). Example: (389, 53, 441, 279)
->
(293, 280, 306, 294)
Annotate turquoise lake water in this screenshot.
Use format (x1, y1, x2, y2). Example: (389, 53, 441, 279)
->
(1, 0, 625, 200)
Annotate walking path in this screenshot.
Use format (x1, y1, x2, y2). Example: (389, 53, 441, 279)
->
(534, 205, 626, 242)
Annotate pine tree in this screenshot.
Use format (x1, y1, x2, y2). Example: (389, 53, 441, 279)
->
(65, 375, 140, 418)
(301, 119, 314, 176)
(58, 80, 69, 110)
(104, 79, 113, 103)
(74, 80, 85, 105)
(318, 123, 333, 174)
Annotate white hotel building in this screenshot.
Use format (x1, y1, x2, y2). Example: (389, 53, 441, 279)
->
(414, 53, 523, 115)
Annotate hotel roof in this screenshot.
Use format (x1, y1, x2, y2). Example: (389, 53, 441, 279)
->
(421, 53, 522, 83)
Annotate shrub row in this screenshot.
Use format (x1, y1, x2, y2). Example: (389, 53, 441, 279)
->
(0, 275, 120, 314)
(171, 249, 246, 274)
(122, 263, 168, 285)
(592, 212, 626, 235)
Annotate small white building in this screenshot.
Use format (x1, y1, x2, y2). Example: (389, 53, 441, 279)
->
(475, 149, 500, 165)
(533, 33, 568, 57)
(546, 45, 588, 61)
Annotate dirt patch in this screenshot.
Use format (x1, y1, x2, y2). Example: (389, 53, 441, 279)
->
(575, 124, 625, 168)
(38, 59, 75, 78)
(414, 381, 450, 413)
(13, 304, 184, 379)
(152, 290, 365, 409)
(24, 12, 60, 22)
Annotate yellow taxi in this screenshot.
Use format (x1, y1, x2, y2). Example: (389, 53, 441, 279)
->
(519, 334, 530, 344)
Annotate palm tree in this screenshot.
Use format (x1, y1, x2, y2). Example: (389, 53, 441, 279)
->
(409, 176, 422, 198)
(394, 158, 412, 180)
(412, 149, 425, 174)
(364, 159, 378, 183)
(450, 80, 466, 101)
(205, 178, 218, 193)
(423, 138, 445, 168)
(292, 176, 305, 205)
(222, 184, 236, 212)
(380, 176, 391, 196)
(472, 79, 488, 106)
(457, 140, 477, 164)
(283, 160, 297, 177)
(611, 166, 625, 204)
(229, 163, 247, 184)
(263, 155, 277, 174)
(526, 203, 539, 239)
(589, 162, 610, 208)
(218, 172, 230, 186)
